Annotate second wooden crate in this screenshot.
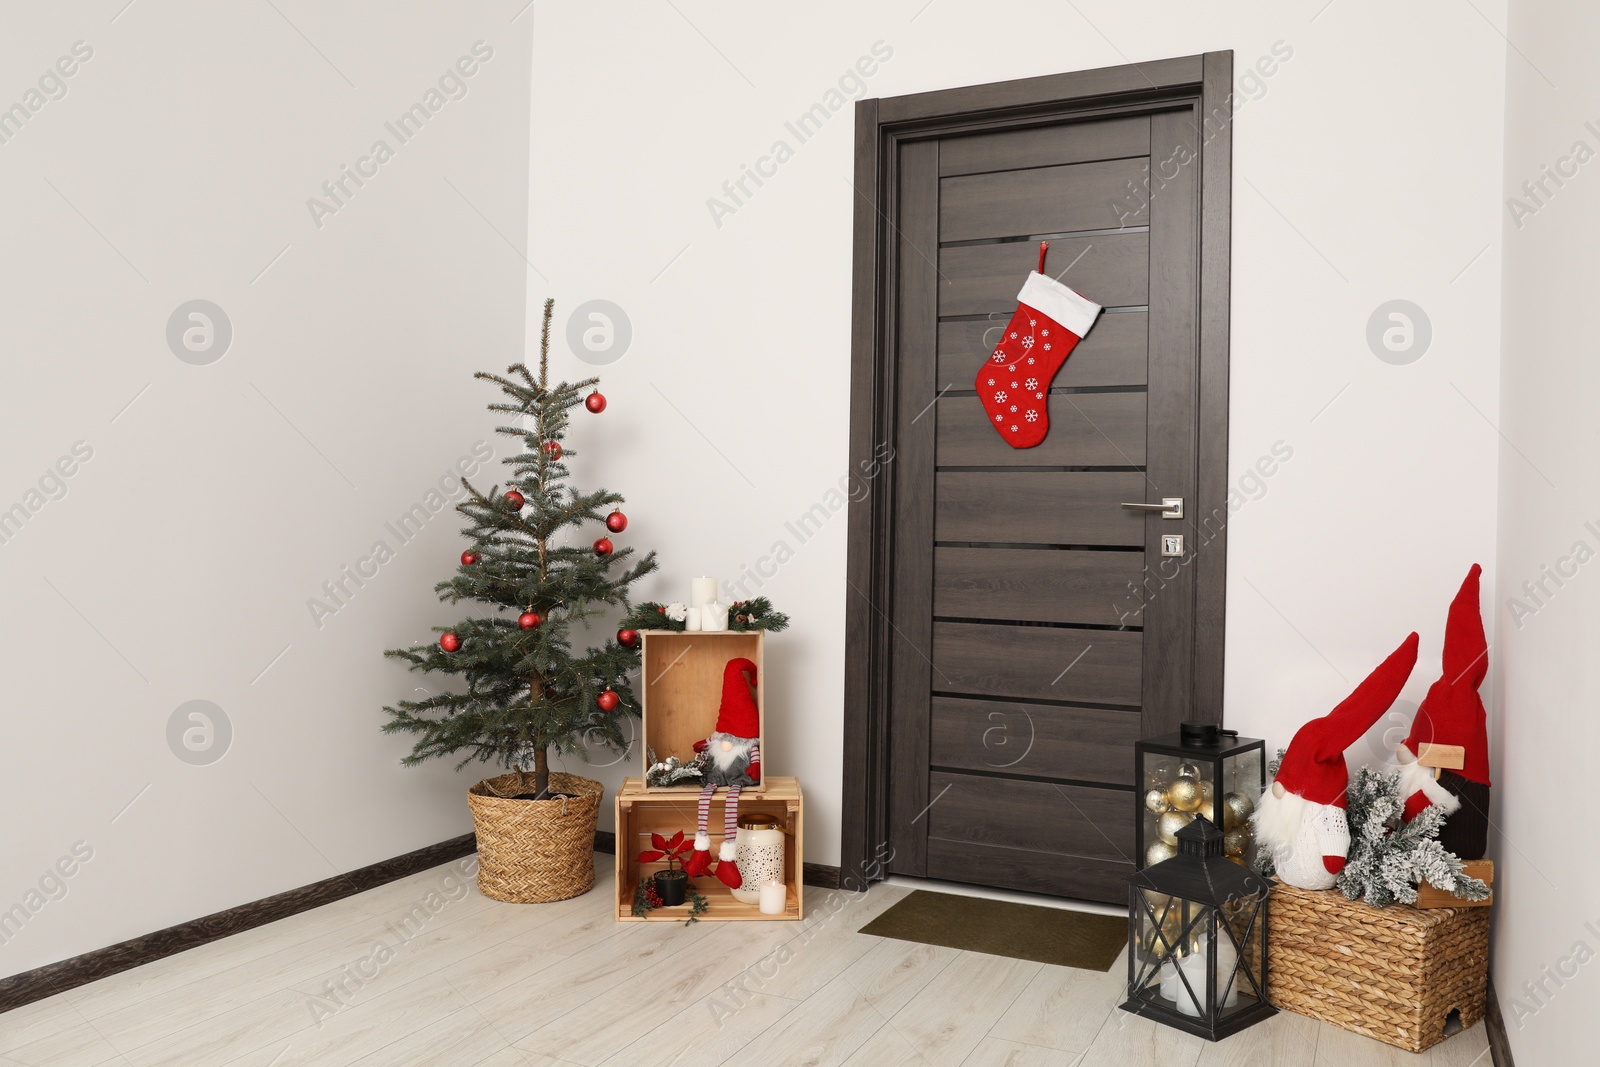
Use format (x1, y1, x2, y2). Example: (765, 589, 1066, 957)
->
(615, 775, 802, 921)
(640, 629, 765, 792)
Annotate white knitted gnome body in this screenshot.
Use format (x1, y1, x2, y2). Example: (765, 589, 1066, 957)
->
(1253, 784, 1351, 891)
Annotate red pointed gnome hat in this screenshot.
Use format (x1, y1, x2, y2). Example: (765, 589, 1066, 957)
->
(714, 658, 759, 738)
(1405, 564, 1490, 786)
(1276, 633, 1420, 807)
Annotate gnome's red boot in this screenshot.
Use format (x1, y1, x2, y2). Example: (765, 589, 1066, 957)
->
(682, 835, 712, 878)
(714, 839, 742, 889)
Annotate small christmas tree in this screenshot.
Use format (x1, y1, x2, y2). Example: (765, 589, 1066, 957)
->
(382, 299, 658, 799)
(1337, 767, 1490, 907)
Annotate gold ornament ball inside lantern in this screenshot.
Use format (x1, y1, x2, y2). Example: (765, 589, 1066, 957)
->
(1224, 828, 1251, 858)
(1157, 810, 1193, 846)
(1144, 788, 1170, 815)
(1166, 776, 1202, 813)
(1222, 791, 1255, 831)
(1146, 841, 1176, 866)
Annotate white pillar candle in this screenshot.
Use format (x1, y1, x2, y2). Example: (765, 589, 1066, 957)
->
(1175, 951, 1206, 1017)
(1212, 933, 1240, 1008)
(758, 879, 786, 915)
(1174, 940, 1237, 1016)
(690, 577, 719, 607)
(1159, 958, 1188, 1005)
(701, 601, 729, 631)
(684, 607, 702, 631)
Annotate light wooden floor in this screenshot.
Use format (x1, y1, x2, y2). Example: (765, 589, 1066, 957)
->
(0, 858, 1492, 1067)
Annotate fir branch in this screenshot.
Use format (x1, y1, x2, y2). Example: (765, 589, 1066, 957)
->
(1336, 767, 1490, 906)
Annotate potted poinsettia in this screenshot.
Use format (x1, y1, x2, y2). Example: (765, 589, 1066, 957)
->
(638, 830, 694, 906)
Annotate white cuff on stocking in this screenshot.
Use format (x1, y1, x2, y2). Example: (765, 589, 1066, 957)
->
(1017, 271, 1102, 337)
(694, 832, 711, 851)
(718, 840, 738, 862)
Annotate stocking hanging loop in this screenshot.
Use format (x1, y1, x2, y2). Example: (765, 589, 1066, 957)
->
(1037, 241, 1049, 274)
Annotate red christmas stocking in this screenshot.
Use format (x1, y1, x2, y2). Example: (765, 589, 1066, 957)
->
(974, 242, 1103, 449)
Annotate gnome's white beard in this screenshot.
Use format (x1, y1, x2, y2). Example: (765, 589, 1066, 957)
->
(1252, 783, 1350, 891)
(1394, 744, 1462, 814)
(702, 731, 757, 786)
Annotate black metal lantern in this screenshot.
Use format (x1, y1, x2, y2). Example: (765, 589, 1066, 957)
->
(1135, 721, 1266, 869)
(1121, 817, 1276, 1041)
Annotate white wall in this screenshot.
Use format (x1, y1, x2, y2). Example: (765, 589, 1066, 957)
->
(1493, 0, 1600, 1059)
(528, 0, 1507, 866)
(0, 1, 532, 978)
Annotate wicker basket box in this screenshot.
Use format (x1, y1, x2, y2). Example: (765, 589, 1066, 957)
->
(1267, 882, 1489, 1053)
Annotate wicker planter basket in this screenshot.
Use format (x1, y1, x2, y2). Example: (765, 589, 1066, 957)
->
(467, 772, 602, 903)
(1267, 882, 1489, 1053)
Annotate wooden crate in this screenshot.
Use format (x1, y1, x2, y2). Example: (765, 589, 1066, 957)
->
(639, 629, 765, 793)
(615, 775, 802, 921)
(1416, 860, 1494, 909)
(1267, 882, 1489, 1052)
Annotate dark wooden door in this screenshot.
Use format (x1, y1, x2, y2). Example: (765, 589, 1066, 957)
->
(851, 60, 1231, 905)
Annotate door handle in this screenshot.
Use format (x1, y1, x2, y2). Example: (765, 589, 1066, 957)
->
(1121, 497, 1183, 519)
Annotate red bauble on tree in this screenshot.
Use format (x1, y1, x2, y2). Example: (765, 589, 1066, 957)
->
(617, 628, 639, 648)
(460, 550, 480, 566)
(593, 537, 613, 558)
(542, 440, 563, 461)
(605, 510, 627, 533)
(439, 632, 461, 653)
(585, 391, 606, 413)
(597, 688, 620, 712)
(503, 489, 525, 510)
(518, 611, 542, 630)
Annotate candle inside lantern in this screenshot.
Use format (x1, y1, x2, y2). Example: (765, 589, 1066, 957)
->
(1171, 938, 1239, 1017)
(758, 879, 786, 915)
(690, 577, 719, 607)
(702, 601, 729, 631)
(685, 607, 702, 631)
(1158, 954, 1189, 1006)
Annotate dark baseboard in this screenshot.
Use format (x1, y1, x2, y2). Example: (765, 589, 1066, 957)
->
(1485, 976, 1514, 1067)
(803, 862, 842, 890)
(0, 829, 842, 1017)
(0, 831, 496, 1015)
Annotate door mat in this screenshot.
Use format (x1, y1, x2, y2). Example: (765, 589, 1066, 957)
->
(859, 890, 1126, 971)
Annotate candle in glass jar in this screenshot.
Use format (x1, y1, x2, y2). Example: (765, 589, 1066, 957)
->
(690, 577, 719, 607)
(758, 879, 786, 915)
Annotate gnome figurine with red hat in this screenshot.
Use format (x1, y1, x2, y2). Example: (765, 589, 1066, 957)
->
(1396, 564, 1491, 860)
(1253, 633, 1420, 890)
(681, 657, 761, 889)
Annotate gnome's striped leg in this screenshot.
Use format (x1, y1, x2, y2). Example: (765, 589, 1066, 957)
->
(714, 783, 743, 889)
(682, 783, 716, 877)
